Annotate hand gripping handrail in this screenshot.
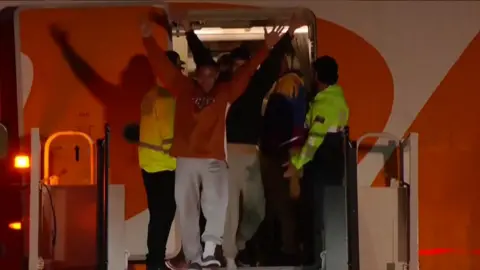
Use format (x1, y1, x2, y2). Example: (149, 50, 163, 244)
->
(43, 131, 95, 185)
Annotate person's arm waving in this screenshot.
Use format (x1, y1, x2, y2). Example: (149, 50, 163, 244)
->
(227, 13, 306, 102)
(141, 18, 194, 97)
(182, 20, 214, 66)
(227, 25, 285, 102)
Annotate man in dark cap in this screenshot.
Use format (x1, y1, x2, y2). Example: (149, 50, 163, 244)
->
(284, 55, 349, 268)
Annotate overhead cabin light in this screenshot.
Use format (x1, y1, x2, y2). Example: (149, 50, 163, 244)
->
(192, 26, 309, 41)
(194, 26, 309, 35)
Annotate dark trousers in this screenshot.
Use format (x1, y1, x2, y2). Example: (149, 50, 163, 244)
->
(142, 169, 176, 267)
(299, 133, 345, 266)
(259, 153, 298, 256)
(300, 166, 325, 266)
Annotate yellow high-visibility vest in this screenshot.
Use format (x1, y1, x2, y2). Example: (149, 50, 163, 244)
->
(138, 86, 176, 173)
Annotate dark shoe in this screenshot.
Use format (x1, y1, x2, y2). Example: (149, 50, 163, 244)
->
(187, 261, 202, 270)
(200, 255, 221, 267)
(302, 265, 321, 270)
(302, 260, 323, 270)
(147, 264, 167, 270)
(278, 252, 301, 266)
(146, 253, 167, 270)
(236, 248, 256, 267)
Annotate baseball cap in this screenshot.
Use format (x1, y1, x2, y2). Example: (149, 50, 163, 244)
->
(165, 50, 185, 67)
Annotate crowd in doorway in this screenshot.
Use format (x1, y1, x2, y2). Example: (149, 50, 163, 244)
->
(49, 8, 349, 270)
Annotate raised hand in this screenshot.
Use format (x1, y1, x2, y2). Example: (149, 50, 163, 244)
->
(170, 8, 191, 32)
(290, 174, 301, 199)
(283, 161, 296, 178)
(149, 9, 170, 29)
(140, 18, 153, 37)
(149, 9, 173, 39)
(287, 11, 306, 34)
(264, 25, 285, 49)
(49, 24, 68, 45)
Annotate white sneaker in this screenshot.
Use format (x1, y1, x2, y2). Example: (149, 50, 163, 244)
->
(226, 257, 237, 270)
(201, 241, 221, 267)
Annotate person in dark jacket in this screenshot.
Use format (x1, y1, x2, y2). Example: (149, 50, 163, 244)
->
(230, 46, 251, 71)
(180, 16, 305, 269)
(217, 54, 234, 81)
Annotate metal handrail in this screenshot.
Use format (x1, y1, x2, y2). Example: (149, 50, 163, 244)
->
(355, 132, 400, 160)
(43, 131, 95, 185)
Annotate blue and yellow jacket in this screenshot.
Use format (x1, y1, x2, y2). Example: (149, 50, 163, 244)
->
(259, 71, 307, 158)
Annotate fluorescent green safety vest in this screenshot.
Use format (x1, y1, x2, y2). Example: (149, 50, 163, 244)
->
(291, 84, 349, 169)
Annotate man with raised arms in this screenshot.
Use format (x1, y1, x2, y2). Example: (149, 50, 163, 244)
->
(140, 14, 284, 270)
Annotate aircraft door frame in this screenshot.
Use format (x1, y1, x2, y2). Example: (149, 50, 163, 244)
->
(11, 1, 182, 268)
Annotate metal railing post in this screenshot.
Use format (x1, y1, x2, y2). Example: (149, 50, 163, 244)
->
(344, 126, 360, 270)
(103, 124, 110, 270)
(96, 138, 105, 270)
(96, 124, 110, 270)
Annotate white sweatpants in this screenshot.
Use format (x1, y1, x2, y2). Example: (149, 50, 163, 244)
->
(174, 157, 229, 262)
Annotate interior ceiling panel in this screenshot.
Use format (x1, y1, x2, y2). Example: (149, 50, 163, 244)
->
(186, 7, 314, 29)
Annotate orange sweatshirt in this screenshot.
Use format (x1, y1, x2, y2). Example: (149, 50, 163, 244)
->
(143, 37, 268, 160)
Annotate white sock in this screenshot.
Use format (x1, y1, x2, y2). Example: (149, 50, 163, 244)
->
(203, 241, 216, 257)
